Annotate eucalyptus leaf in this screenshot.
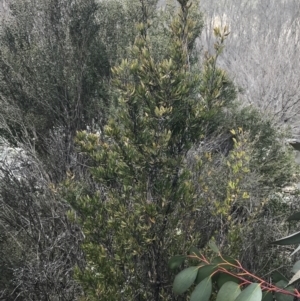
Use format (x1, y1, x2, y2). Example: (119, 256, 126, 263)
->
(208, 240, 220, 254)
(292, 260, 300, 274)
(190, 277, 212, 301)
(275, 293, 293, 301)
(275, 280, 294, 301)
(217, 273, 240, 288)
(216, 281, 241, 301)
(189, 247, 201, 258)
(195, 264, 217, 284)
(212, 255, 238, 268)
(272, 271, 288, 282)
(290, 245, 300, 256)
(168, 255, 186, 270)
(271, 231, 300, 245)
(287, 212, 300, 222)
(234, 283, 262, 301)
(262, 291, 273, 301)
(173, 266, 198, 294)
(287, 270, 300, 287)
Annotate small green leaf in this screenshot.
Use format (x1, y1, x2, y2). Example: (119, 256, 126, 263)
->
(190, 277, 212, 301)
(234, 283, 262, 301)
(287, 270, 300, 287)
(292, 260, 300, 274)
(208, 240, 220, 253)
(173, 266, 198, 294)
(195, 264, 217, 284)
(262, 291, 273, 301)
(275, 280, 289, 288)
(275, 280, 294, 301)
(217, 273, 240, 288)
(287, 212, 300, 222)
(272, 271, 288, 282)
(275, 293, 293, 301)
(212, 255, 238, 268)
(168, 255, 186, 270)
(271, 231, 300, 245)
(216, 281, 241, 301)
(189, 247, 201, 257)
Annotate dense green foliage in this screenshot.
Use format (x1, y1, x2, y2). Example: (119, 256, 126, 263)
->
(64, 2, 214, 299)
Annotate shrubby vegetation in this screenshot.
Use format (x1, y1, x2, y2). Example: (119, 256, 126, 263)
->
(0, 0, 299, 300)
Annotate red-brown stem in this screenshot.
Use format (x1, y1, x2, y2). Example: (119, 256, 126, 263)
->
(200, 254, 300, 298)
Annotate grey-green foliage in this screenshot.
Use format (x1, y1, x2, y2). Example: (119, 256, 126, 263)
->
(97, 0, 159, 66)
(188, 105, 296, 207)
(185, 103, 297, 275)
(227, 106, 296, 189)
(200, 104, 295, 191)
(0, 231, 24, 299)
(0, 0, 110, 157)
(147, 0, 203, 63)
(0, 144, 83, 301)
